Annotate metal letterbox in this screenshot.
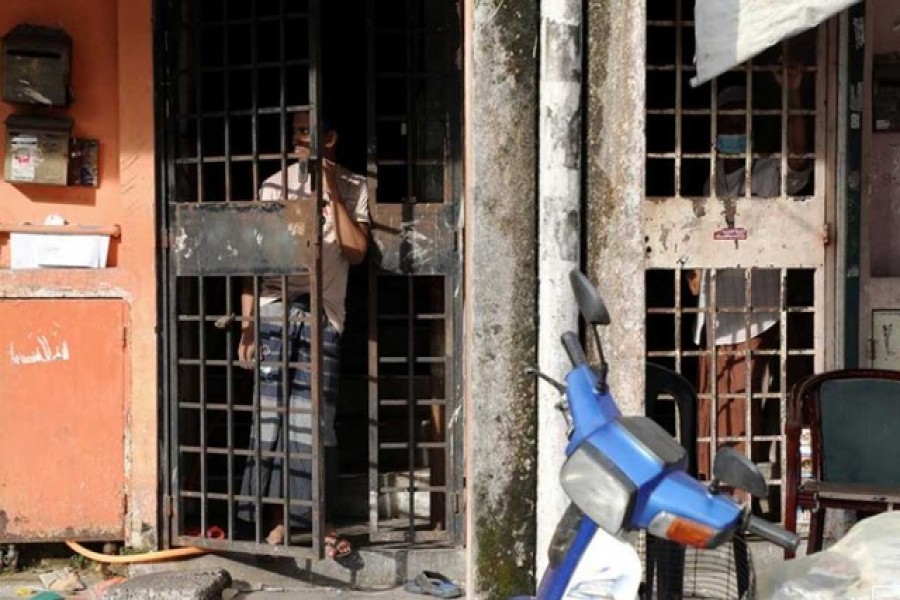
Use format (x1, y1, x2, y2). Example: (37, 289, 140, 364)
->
(4, 115, 72, 186)
(1, 24, 72, 107)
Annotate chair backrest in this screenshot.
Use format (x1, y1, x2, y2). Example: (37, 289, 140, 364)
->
(802, 370, 900, 487)
(645, 362, 698, 477)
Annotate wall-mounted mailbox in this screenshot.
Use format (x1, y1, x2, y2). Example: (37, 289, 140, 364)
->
(4, 115, 72, 186)
(1, 24, 72, 107)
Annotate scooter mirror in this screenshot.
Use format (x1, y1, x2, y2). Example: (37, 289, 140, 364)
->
(712, 447, 768, 498)
(569, 271, 611, 326)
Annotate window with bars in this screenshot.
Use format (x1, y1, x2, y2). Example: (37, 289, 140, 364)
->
(646, 1, 820, 201)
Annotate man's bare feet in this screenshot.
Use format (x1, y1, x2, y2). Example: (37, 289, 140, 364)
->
(266, 524, 285, 545)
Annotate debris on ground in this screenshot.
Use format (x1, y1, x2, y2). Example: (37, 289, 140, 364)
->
(72, 576, 127, 600)
(39, 568, 85, 594)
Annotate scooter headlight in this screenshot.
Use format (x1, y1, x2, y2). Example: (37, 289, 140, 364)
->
(560, 442, 636, 534)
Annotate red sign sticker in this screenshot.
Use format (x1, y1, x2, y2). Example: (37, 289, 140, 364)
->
(713, 227, 748, 241)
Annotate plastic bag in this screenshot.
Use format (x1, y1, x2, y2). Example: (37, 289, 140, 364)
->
(758, 511, 900, 599)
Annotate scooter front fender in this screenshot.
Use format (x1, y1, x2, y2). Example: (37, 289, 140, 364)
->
(536, 516, 641, 600)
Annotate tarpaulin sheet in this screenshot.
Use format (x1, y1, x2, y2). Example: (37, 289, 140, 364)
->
(692, 0, 862, 86)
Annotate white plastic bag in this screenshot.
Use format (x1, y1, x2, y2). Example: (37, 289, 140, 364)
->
(758, 512, 900, 599)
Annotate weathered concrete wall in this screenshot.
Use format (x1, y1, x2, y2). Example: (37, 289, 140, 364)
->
(585, 1, 646, 414)
(465, 0, 539, 597)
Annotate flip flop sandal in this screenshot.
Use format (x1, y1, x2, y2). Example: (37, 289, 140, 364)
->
(405, 571, 463, 598)
(324, 533, 352, 559)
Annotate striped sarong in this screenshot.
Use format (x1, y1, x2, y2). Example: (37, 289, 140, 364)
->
(238, 297, 341, 529)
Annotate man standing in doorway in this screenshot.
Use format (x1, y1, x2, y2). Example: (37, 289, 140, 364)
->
(689, 62, 811, 484)
(237, 110, 370, 559)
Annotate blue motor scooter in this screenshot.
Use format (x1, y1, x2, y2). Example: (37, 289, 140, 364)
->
(526, 271, 799, 599)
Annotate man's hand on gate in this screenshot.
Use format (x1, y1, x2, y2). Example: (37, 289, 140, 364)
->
(238, 328, 256, 369)
(686, 269, 702, 296)
(774, 62, 804, 94)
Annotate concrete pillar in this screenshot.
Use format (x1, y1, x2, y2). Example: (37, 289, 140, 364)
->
(465, 0, 540, 597)
(536, 0, 582, 580)
(585, 1, 646, 415)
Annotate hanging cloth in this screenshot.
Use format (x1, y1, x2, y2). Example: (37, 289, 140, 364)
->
(692, 0, 862, 86)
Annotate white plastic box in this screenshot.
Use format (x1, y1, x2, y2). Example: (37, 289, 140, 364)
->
(10, 232, 110, 269)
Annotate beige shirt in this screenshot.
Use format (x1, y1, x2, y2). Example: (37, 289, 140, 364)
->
(259, 161, 369, 332)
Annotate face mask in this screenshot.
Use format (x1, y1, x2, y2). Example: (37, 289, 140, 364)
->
(716, 134, 747, 155)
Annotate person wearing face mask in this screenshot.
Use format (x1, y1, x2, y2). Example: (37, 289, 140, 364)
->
(687, 64, 811, 484)
(236, 110, 370, 558)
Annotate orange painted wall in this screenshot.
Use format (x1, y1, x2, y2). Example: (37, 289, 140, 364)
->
(0, 0, 158, 545)
(0, 2, 119, 254)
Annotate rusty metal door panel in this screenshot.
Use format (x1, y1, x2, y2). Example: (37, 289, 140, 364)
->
(0, 299, 125, 541)
(371, 204, 457, 274)
(645, 198, 827, 268)
(174, 201, 317, 276)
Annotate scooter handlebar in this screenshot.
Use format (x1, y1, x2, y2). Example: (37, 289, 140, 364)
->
(745, 515, 800, 552)
(561, 331, 588, 368)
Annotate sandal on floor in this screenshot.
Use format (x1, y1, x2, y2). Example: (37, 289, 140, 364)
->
(405, 571, 463, 598)
(324, 532, 352, 559)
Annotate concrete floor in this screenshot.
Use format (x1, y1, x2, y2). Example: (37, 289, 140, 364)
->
(0, 546, 466, 600)
(1, 569, 436, 600)
(0, 534, 815, 600)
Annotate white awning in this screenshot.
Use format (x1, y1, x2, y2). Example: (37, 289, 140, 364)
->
(692, 0, 862, 86)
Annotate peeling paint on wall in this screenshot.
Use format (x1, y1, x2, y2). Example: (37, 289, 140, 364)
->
(9, 337, 70, 365)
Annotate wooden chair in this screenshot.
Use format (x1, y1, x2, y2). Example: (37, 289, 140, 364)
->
(784, 369, 900, 558)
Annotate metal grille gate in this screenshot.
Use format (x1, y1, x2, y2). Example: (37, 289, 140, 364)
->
(157, 0, 464, 555)
(366, 0, 464, 544)
(644, 0, 832, 523)
(159, 0, 329, 557)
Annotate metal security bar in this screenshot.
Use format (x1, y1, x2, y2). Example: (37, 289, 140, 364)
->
(644, 0, 831, 525)
(367, 0, 463, 543)
(159, 0, 327, 558)
(645, 1, 824, 203)
(646, 269, 816, 499)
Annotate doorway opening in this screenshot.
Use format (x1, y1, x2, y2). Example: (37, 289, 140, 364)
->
(157, 0, 464, 557)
